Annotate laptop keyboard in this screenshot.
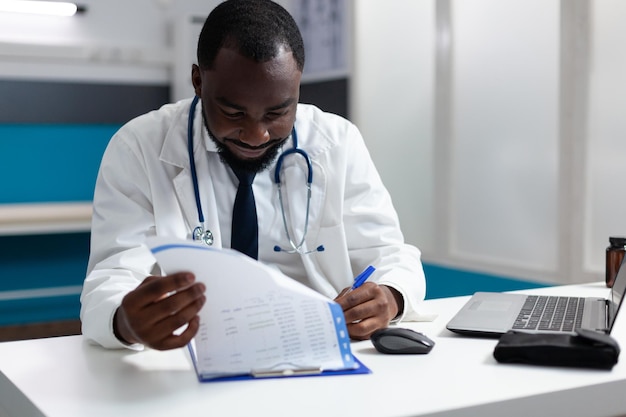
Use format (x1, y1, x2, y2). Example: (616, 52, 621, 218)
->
(512, 295, 585, 332)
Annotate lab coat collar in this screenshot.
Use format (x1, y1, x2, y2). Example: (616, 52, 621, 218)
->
(292, 104, 339, 159)
(159, 98, 216, 169)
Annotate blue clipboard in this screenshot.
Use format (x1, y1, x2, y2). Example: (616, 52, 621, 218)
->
(187, 344, 372, 382)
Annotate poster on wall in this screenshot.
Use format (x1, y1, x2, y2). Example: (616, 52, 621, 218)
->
(291, 0, 348, 81)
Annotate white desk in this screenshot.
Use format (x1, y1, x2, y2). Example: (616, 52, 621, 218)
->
(1, 283, 624, 417)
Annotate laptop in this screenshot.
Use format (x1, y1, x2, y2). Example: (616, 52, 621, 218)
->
(446, 256, 626, 337)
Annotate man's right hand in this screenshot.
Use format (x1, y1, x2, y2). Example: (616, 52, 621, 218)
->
(113, 272, 206, 350)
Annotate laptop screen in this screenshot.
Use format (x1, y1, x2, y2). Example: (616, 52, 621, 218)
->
(609, 255, 626, 331)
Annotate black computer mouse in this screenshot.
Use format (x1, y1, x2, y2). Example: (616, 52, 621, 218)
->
(370, 327, 435, 354)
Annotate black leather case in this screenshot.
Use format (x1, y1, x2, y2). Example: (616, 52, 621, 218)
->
(493, 328, 620, 370)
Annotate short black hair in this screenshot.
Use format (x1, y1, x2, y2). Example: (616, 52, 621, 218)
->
(197, 0, 305, 72)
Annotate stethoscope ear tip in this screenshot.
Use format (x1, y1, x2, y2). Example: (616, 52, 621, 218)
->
(316, 245, 325, 252)
(274, 245, 282, 252)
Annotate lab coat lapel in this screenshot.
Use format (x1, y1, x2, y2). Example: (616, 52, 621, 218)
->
(288, 109, 351, 298)
(283, 117, 341, 298)
(160, 100, 223, 247)
(293, 158, 340, 298)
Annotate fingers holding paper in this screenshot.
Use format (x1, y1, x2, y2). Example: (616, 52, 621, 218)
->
(335, 282, 400, 340)
(113, 272, 207, 350)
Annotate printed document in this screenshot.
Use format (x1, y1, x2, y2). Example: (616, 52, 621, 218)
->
(146, 237, 357, 380)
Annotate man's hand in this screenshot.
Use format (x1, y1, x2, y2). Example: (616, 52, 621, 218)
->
(113, 272, 206, 350)
(335, 283, 404, 340)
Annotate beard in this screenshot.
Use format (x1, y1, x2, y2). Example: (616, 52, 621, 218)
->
(202, 112, 289, 173)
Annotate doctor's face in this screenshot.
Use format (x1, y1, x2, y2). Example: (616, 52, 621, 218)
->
(192, 46, 302, 173)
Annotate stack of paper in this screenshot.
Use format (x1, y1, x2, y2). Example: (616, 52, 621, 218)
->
(147, 237, 369, 381)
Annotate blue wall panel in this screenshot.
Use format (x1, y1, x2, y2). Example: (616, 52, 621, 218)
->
(0, 233, 89, 326)
(0, 233, 89, 291)
(0, 295, 81, 326)
(423, 263, 549, 299)
(0, 125, 117, 203)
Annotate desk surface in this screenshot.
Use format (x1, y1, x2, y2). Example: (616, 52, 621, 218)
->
(1, 283, 624, 417)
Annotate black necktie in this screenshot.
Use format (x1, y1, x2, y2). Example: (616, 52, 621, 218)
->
(230, 166, 258, 259)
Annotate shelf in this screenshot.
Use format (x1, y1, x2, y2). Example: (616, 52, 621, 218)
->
(0, 202, 92, 236)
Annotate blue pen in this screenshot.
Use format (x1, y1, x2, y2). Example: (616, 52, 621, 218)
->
(346, 265, 376, 294)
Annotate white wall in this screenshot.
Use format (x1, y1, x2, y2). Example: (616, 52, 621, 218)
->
(352, 0, 626, 285)
(585, 0, 626, 274)
(351, 0, 435, 255)
(451, 0, 559, 273)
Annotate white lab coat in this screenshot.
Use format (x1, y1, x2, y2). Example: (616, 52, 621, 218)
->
(80, 98, 426, 349)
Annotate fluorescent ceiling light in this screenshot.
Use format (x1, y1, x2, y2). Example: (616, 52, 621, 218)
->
(0, 1, 83, 17)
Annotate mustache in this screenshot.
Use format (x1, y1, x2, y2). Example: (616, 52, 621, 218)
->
(223, 136, 288, 150)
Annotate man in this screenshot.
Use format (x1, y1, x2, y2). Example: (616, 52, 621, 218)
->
(80, 0, 426, 351)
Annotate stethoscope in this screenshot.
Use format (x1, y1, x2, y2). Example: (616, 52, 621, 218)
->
(188, 95, 324, 255)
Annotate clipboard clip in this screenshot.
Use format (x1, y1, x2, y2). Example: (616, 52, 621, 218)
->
(251, 365, 322, 378)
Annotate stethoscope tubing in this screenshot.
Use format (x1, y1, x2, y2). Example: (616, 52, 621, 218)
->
(274, 136, 313, 185)
(188, 96, 205, 225)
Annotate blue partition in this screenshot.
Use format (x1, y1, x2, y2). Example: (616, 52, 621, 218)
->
(0, 79, 170, 327)
(0, 125, 117, 203)
(423, 263, 549, 300)
(0, 232, 89, 325)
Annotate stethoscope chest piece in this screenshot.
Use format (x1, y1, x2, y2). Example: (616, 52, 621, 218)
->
(193, 226, 214, 246)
